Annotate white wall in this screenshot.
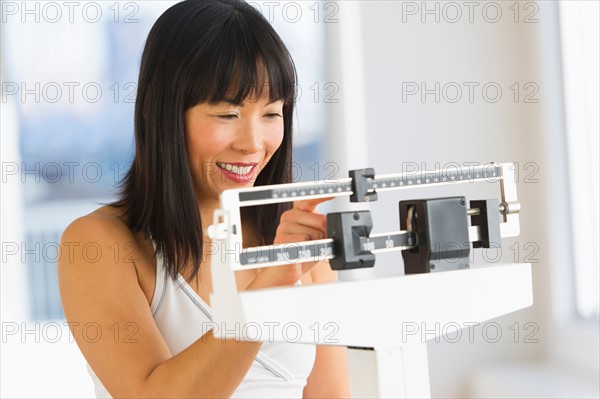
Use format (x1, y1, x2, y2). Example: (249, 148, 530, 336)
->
(326, 1, 597, 397)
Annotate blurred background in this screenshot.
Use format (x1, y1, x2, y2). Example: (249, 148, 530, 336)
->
(1, 0, 598, 397)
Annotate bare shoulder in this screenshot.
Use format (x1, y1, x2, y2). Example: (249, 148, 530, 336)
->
(59, 206, 136, 303)
(58, 204, 157, 302)
(61, 205, 133, 243)
(60, 205, 153, 265)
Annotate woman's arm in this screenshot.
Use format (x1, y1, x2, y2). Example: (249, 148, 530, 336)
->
(303, 261, 351, 398)
(58, 214, 282, 398)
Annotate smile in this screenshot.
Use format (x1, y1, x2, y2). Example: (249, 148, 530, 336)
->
(216, 162, 256, 176)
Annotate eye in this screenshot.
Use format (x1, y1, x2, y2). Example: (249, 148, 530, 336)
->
(217, 114, 238, 120)
(265, 112, 282, 119)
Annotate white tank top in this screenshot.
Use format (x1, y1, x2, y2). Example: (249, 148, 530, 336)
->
(87, 252, 316, 398)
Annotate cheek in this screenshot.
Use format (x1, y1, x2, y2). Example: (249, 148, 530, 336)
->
(186, 124, 227, 161)
(266, 122, 285, 154)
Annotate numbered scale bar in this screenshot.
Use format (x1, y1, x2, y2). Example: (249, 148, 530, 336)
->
(234, 225, 483, 271)
(237, 163, 502, 206)
(372, 164, 500, 192)
(238, 231, 417, 270)
(361, 232, 417, 253)
(238, 179, 353, 205)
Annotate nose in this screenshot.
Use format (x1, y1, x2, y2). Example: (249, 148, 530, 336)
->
(232, 118, 263, 154)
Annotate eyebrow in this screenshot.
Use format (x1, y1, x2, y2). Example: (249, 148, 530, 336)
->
(218, 99, 283, 107)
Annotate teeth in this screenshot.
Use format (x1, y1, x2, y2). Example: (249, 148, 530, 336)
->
(217, 162, 253, 176)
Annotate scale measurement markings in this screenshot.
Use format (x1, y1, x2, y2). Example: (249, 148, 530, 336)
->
(239, 181, 353, 203)
(240, 239, 335, 267)
(239, 231, 417, 269)
(359, 232, 417, 252)
(238, 164, 502, 203)
(372, 164, 502, 191)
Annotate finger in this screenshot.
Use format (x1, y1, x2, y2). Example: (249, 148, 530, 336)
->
(294, 196, 335, 212)
(275, 226, 326, 244)
(280, 210, 327, 234)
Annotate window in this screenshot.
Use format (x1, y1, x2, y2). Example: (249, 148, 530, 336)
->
(559, 0, 599, 320)
(2, 0, 329, 321)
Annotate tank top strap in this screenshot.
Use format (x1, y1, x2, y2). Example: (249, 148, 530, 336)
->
(150, 243, 168, 316)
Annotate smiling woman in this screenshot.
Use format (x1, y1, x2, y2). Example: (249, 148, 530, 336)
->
(56, 0, 349, 398)
(113, 0, 297, 283)
(185, 96, 285, 200)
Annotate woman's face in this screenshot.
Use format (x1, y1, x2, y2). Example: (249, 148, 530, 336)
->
(184, 93, 284, 207)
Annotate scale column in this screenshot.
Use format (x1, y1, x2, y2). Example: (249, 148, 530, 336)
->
(348, 343, 431, 398)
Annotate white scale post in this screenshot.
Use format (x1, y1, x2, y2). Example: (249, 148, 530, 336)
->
(208, 162, 532, 398)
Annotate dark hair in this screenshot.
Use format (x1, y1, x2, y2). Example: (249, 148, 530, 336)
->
(112, 0, 297, 281)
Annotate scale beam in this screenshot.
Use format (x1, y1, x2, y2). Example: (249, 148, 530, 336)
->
(210, 162, 520, 273)
(207, 161, 530, 399)
(235, 163, 502, 206)
(238, 231, 417, 270)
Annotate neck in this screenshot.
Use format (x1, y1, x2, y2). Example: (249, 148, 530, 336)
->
(198, 201, 219, 237)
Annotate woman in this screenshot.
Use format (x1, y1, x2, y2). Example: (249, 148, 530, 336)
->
(57, 0, 350, 397)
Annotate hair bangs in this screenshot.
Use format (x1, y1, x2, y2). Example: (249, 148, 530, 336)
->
(185, 10, 296, 108)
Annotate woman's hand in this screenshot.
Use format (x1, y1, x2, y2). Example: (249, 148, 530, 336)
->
(259, 197, 333, 287)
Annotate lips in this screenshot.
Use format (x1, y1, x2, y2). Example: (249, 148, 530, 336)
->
(216, 162, 258, 183)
